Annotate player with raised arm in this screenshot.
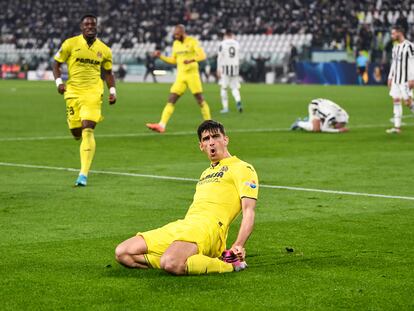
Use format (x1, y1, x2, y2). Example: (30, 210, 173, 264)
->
(146, 25, 211, 133)
(386, 25, 414, 134)
(53, 14, 116, 186)
(290, 98, 349, 133)
(116, 120, 259, 275)
(217, 29, 243, 113)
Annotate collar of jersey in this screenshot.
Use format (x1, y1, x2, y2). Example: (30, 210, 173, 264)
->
(176, 36, 190, 44)
(211, 155, 238, 168)
(79, 34, 97, 48)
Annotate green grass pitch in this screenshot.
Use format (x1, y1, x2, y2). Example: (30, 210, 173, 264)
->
(0, 80, 413, 310)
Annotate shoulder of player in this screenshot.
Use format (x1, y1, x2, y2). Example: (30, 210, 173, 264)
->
(231, 159, 257, 174)
(187, 36, 201, 46)
(96, 38, 111, 49)
(62, 34, 83, 46)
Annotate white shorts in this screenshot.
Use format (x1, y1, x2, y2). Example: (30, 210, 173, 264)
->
(389, 82, 413, 100)
(219, 75, 240, 89)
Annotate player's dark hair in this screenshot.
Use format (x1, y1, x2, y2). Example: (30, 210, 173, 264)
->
(225, 29, 233, 36)
(392, 24, 406, 36)
(80, 14, 97, 23)
(197, 120, 226, 141)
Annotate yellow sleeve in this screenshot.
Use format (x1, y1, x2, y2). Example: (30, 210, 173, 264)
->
(233, 164, 259, 200)
(160, 54, 177, 64)
(102, 48, 113, 70)
(193, 39, 206, 62)
(54, 40, 71, 63)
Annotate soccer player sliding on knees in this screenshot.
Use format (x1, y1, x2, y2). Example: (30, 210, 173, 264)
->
(53, 14, 116, 186)
(116, 120, 259, 275)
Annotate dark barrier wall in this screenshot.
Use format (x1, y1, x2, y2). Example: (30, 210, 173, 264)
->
(295, 62, 388, 85)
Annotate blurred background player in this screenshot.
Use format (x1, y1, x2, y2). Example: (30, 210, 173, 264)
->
(53, 14, 116, 186)
(146, 24, 211, 133)
(290, 98, 349, 133)
(386, 25, 414, 134)
(217, 29, 243, 113)
(115, 120, 258, 275)
(143, 52, 157, 83)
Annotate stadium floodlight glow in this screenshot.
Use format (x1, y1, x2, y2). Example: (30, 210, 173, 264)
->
(153, 70, 167, 76)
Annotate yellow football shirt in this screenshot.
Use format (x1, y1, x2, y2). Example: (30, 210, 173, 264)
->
(185, 156, 259, 229)
(161, 36, 206, 74)
(54, 34, 113, 99)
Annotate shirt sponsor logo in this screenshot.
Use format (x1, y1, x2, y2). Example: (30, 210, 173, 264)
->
(198, 171, 225, 185)
(76, 58, 101, 65)
(245, 180, 257, 189)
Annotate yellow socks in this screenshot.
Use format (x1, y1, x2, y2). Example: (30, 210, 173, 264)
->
(80, 128, 96, 176)
(186, 254, 234, 274)
(200, 101, 211, 120)
(159, 103, 175, 127)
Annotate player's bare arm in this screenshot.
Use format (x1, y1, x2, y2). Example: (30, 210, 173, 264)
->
(103, 69, 116, 105)
(312, 119, 321, 132)
(52, 61, 66, 94)
(231, 197, 256, 261)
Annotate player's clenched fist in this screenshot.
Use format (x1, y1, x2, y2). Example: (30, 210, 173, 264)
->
(231, 245, 246, 261)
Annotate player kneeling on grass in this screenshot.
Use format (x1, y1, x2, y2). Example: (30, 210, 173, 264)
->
(290, 98, 349, 133)
(115, 120, 259, 275)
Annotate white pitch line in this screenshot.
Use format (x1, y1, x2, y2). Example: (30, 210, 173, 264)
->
(0, 161, 413, 201)
(0, 128, 284, 142)
(0, 123, 413, 142)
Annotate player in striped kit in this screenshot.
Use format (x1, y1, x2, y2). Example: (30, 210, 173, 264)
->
(217, 30, 243, 113)
(290, 98, 349, 133)
(386, 25, 414, 134)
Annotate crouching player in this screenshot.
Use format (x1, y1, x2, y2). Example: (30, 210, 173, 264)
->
(290, 98, 349, 133)
(115, 120, 259, 275)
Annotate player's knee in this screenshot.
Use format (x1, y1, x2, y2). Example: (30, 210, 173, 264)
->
(160, 255, 186, 275)
(114, 243, 128, 262)
(73, 135, 81, 141)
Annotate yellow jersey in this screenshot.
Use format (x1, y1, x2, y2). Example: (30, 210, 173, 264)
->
(160, 36, 206, 74)
(54, 34, 113, 99)
(185, 156, 259, 230)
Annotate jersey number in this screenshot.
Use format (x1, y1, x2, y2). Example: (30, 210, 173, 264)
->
(229, 47, 236, 58)
(67, 106, 75, 117)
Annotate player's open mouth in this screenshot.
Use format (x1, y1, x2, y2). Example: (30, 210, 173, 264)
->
(210, 148, 216, 156)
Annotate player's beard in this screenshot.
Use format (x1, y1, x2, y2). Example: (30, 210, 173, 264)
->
(175, 34, 184, 42)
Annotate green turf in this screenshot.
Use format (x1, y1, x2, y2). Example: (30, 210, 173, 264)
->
(0, 80, 413, 310)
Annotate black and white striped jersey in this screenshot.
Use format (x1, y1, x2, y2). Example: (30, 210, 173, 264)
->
(217, 38, 240, 77)
(388, 39, 414, 84)
(310, 98, 349, 126)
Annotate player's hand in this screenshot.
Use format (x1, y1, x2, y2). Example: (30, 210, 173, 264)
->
(408, 80, 414, 89)
(231, 245, 246, 261)
(387, 79, 392, 88)
(57, 84, 66, 95)
(153, 50, 161, 58)
(216, 71, 221, 80)
(339, 127, 349, 133)
(109, 94, 116, 105)
(183, 59, 194, 65)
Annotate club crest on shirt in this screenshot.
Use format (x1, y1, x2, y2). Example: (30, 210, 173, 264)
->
(220, 166, 228, 172)
(97, 51, 102, 58)
(245, 180, 257, 189)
